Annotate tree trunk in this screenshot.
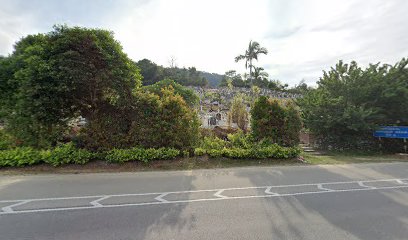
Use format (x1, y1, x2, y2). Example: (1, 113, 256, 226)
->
(249, 59, 253, 86)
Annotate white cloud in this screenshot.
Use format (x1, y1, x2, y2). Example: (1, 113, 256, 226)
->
(1, 0, 407, 86)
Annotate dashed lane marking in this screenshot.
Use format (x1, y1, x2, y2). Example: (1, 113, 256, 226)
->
(0, 178, 407, 215)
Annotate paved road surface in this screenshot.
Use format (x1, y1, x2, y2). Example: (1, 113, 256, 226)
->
(1, 162, 408, 240)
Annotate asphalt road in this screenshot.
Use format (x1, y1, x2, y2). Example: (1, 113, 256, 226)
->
(1, 162, 408, 240)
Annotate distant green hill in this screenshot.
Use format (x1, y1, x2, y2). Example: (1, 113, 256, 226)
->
(136, 58, 224, 87)
(199, 71, 224, 87)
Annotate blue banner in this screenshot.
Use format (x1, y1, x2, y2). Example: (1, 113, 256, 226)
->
(373, 126, 408, 139)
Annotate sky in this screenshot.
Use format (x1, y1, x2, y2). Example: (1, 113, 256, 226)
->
(1, 0, 407, 86)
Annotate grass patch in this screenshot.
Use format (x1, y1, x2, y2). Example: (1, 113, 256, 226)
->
(303, 151, 408, 165)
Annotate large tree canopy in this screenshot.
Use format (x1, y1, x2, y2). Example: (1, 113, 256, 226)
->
(298, 59, 408, 150)
(0, 25, 142, 147)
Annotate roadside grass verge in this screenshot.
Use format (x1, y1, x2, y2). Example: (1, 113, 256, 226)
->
(0, 156, 301, 175)
(303, 151, 408, 165)
(1, 151, 407, 175)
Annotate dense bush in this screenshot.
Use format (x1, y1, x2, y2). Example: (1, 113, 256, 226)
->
(0, 143, 93, 167)
(143, 79, 199, 106)
(127, 86, 200, 150)
(0, 143, 182, 167)
(79, 85, 200, 151)
(0, 130, 13, 150)
(228, 94, 249, 131)
(42, 143, 94, 166)
(105, 147, 180, 163)
(298, 59, 408, 151)
(195, 132, 301, 159)
(195, 145, 300, 159)
(0, 26, 141, 148)
(0, 147, 44, 167)
(251, 97, 302, 146)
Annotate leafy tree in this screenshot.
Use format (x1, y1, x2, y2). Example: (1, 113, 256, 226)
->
(298, 59, 408, 150)
(143, 79, 199, 106)
(0, 25, 142, 148)
(251, 97, 301, 146)
(268, 79, 288, 91)
(253, 67, 268, 81)
(228, 94, 249, 131)
(136, 58, 163, 85)
(235, 41, 268, 85)
(219, 70, 247, 88)
(128, 86, 200, 150)
(288, 79, 311, 94)
(137, 58, 210, 87)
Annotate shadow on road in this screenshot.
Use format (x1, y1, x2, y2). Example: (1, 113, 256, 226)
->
(235, 163, 408, 240)
(0, 174, 197, 240)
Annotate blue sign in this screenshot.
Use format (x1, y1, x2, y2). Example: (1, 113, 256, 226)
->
(373, 126, 408, 139)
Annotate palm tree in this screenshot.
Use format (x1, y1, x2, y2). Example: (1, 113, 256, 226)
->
(253, 67, 269, 81)
(235, 40, 268, 85)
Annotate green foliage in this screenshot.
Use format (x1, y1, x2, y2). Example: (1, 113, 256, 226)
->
(143, 79, 199, 106)
(0, 130, 14, 150)
(0, 143, 181, 167)
(0, 147, 44, 167)
(201, 136, 229, 150)
(195, 145, 300, 159)
(0, 143, 93, 167)
(235, 40, 268, 84)
(136, 59, 211, 87)
(298, 59, 408, 150)
(195, 133, 300, 159)
(228, 94, 249, 130)
(227, 131, 253, 149)
(0, 25, 142, 148)
(105, 147, 180, 163)
(42, 143, 93, 166)
(194, 148, 206, 156)
(127, 87, 200, 151)
(283, 102, 302, 146)
(251, 97, 301, 146)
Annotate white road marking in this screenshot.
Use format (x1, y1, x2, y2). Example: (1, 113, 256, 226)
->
(155, 193, 170, 203)
(214, 190, 227, 199)
(90, 196, 110, 207)
(264, 187, 279, 195)
(0, 178, 407, 215)
(396, 179, 407, 185)
(358, 181, 377, 189)
(317, 184, 334, 192)
(1, 200, 31, 213)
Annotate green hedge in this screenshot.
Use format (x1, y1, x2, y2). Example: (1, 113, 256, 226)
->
(105, 147, 180, 163)
(0, 144, 180, 168)
(194, 145, 300, 159)
(0, 143, 94, 167)
(0, 147, 44, 167)
(195, 133, 301, 159)
(42, 143, 94, 166)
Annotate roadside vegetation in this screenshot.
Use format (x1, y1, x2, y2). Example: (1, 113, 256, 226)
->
(0, 25, 407, 171)
(0, 25, 303, 169)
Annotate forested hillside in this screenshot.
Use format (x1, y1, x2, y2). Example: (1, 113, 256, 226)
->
(136, 58, 223, 87)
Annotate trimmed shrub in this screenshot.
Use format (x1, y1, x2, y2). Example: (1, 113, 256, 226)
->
(194, 148, 206, 156)
(251, 97, 302, 146)
(105, 147, 180, 163)
(42, 143, 94, 166)
(227, 131, 253, 149)
(0, 147, 44, 167)
(201, 136, 229, 150)
(194, 145, 300, 159)
(0, 143, 93, 167)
